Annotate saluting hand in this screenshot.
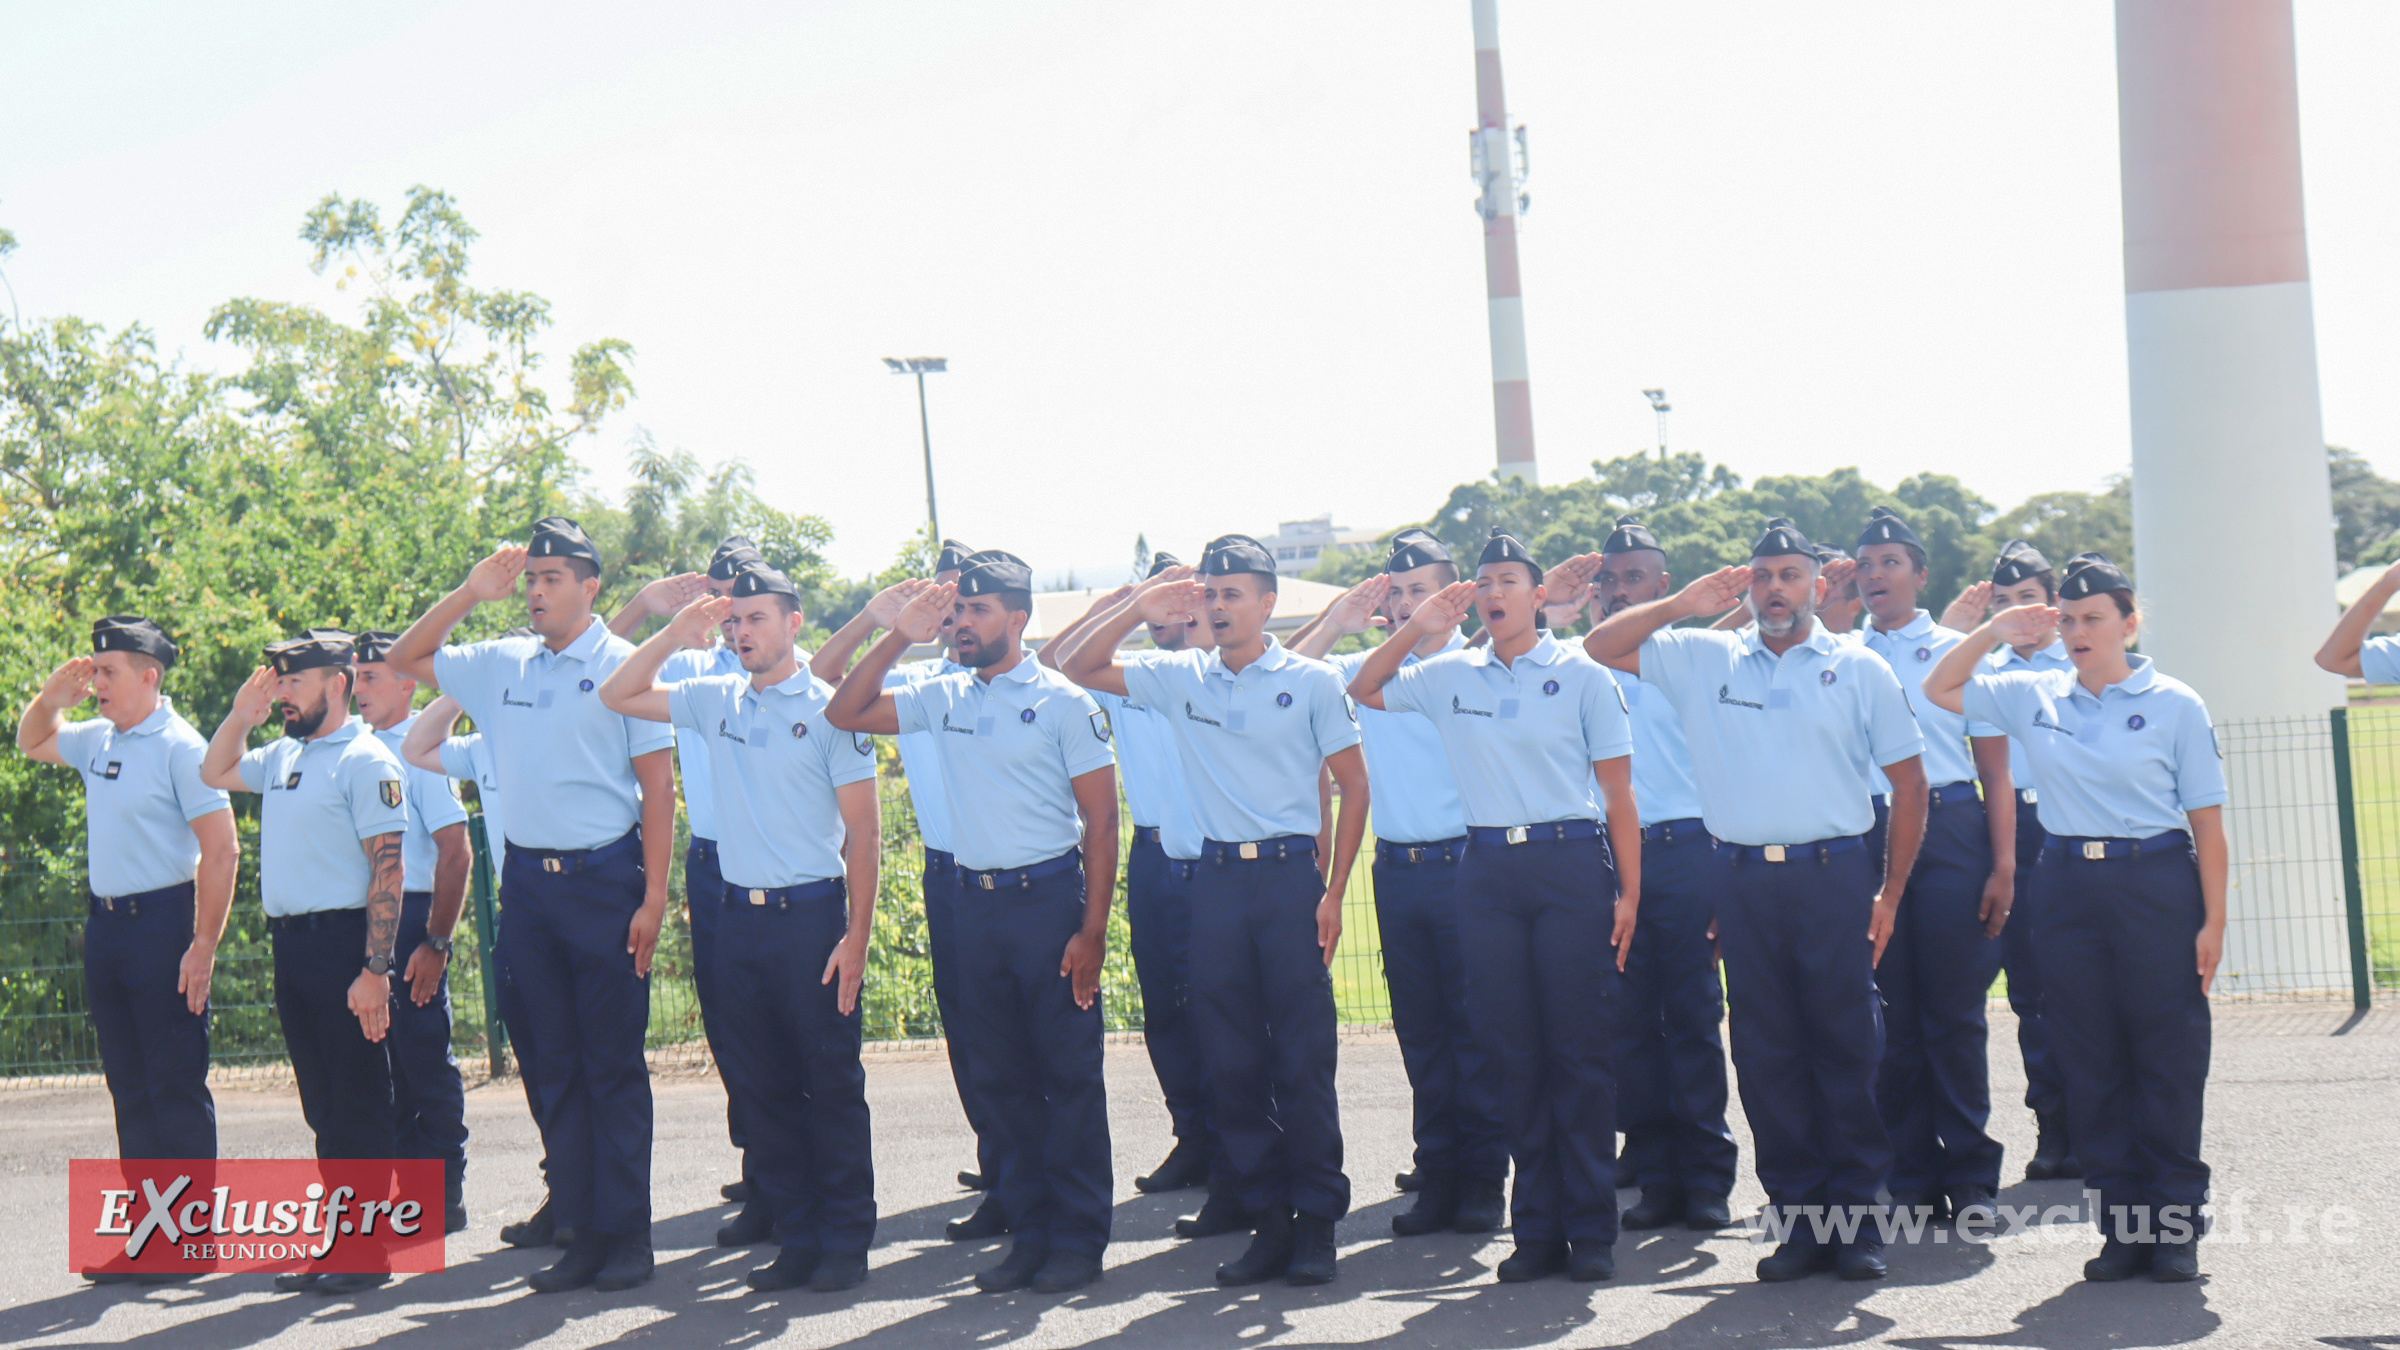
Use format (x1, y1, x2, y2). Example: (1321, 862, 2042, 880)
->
(38, 656, 95, 711)
(865, 577, 931, 629)
(464, 546, 530, 603)
(1406, 580, 1479, 637)
(635, 571, 709, 622)
(823, 931, 869, 1015)
(1676, 566, 1752, 619)
(1942, 581, 1994, 633)
(894, 582, 958, 644)
(1542, 553, 1602, 620)
(1989, 603, 2059, 650)
(230, 666, 278, 728)
(1325, 576, 1392, 637)
(1060, 927, 1105, 1009)
(349, 970, 391, 1041)
(667, 595, 735, 646)
(1133, 573, 1204, 627)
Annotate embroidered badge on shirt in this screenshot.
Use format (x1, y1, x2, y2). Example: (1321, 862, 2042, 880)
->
(1821, 670, 1838, 685)
(284, 772, 303, 790)
(1542, 679, 1560, 695)
(791, 721, 808, 739)
(379, 779, 404, 809)
(2127, 714, 2146, 731)
(102, 761, 123, 780)
(1020, 708, 1037, 723)
(1276, 691, 1293, 708)
(578, 679, 594, 692)
(1090, 709, 1112, 742)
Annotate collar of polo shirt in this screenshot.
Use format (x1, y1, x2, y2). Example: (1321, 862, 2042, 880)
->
(1466, 630, 1567, 668)
(1870, 608, 1936, 641)
(1997, 638, 2070, 667)
(744, 667, 822, 706)
(2070, 651, 2159, 704)
(540, 614, 609, 666)
(1737, 622, 1842, 659)
(986, 647, 1041, 685)
(1204, 634, 1296, 680)
(309, 720, 366, 747)
(121, 698, 179, 738)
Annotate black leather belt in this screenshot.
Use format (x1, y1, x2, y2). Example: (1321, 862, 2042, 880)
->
(1466, 820, 1600, 847)
(959, 850, 1081, 891)
(508, 827, 641, 875)
(724, 877, 845, 908)
(1874, 782, 1982, 810)
(1203, 835, 1317, 865)
(923, 847, 955, 871)
(1133, 825, 1163, 846)
(2045, 829, 2191, 861)
(688, 836, 718, 859)
(88, 881, 196, 917)
(267, 908, 366, 932)
(1377, 837, 1465, 866)
(1642, 817, 1708, 844)
(1726, 834, 1868, 865)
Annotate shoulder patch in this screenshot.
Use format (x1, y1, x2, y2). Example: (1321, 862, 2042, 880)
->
(854, 733, 876, 757)
(379, 779, 404, 809)
(1091, 708, 1112, 743)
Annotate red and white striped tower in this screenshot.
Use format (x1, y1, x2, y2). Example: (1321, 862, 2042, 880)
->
(1471, 0, 1537, 484)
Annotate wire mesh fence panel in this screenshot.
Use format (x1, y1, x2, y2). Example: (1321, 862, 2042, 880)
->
(2213, 715, 2353, 998)
(2336, 704, 2400, 993)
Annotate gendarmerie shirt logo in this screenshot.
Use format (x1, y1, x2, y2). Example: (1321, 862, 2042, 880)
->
(717, 718, 749, 745)
(1450, 695, 1494, 718)
(1717, 684, 1765, 711)
(501, 688, 535, 708)
(1182, 701, 1222, 728)
(2031, 710, 2074, 735)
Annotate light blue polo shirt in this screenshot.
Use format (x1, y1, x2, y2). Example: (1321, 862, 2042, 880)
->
(439, 733, 506, 868)
(1121, 636, 1362, 844)
(661, 643, 746, 842)
(1383, 633, 1632, 828)
(372, 715, 470, 893)
(1333, 639, 1470, 845)
(433, 617, 675, 851)
(668, 669, 881, 889)
(1857, 611, 2004, 793)
(1607, 667, 1705, 826)
(1962, 655, 2227, 839)
(1984, 640, 2073, 792)
(1639, 624, 1925, 847)
(886, 656, 965, 855)
(56, 698, 231, 898)
(238, 720, 410, 917)
(1093, 648, 1205, 860)
(2361, 636, 2400, 686)
(891, 653, 1119, 872)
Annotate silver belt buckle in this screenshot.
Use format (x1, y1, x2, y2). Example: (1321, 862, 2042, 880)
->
(542, 857, 563, 873)
(1506, 826, 1529, 845)
(1762, 844, 1787, 863)
(749, 889, 768, 906)
(1238, 842, 1259, 860)
(978, 872, 997, 889)
(2082, 841, 2107, 861)
(2020, 788, 2039, 805)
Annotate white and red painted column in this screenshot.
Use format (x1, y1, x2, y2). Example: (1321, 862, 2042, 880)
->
(2117, 0, 2341, 720)
(1472, 0, 1537, 484)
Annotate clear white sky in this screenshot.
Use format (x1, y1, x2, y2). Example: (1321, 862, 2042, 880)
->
(6, 1, 2395, 581)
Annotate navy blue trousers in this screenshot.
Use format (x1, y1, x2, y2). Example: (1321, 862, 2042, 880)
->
(502, 832, 654, 1237)
(271, 908, 397, 1161)
(684, 838, 753, 1178)
(1189, 840, 1348, 1222)
(953, 862, 1113, 1255)
(1873, 795, 2005, 1193)
(2036, 841, 2211, 1238)
(713, 882, 877, 1256)
(1457, 834, 1623, 1244)
(2003, 799, 2065, 1117)
(1718, 844, 1890, 1214)
(922, 848, 1004, 1188)
(84, 884, 216, 1159)
(1614, 824, 1737, 1198)
(1127, 833, 1214, 1158)
(1373, 844, 1507, 1185)
(390, 890, 469, 1202)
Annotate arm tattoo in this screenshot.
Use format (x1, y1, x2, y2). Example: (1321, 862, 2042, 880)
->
(366, 832, 404, 964)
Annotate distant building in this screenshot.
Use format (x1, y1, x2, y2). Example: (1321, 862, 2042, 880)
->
(1259, 514, 1388, 570)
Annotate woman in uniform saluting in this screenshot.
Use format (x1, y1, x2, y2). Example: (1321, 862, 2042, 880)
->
(1924, 552, 2227, 1286)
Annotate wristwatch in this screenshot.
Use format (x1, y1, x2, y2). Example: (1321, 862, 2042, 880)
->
(365, 954, 393, 977)
(427, 934, 455, 956)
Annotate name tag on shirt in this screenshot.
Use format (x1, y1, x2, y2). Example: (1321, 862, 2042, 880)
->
(976, 715, 995, 735)
(1498, 699, 1521, 720)
(536, 690, 556, 710)
(102, 761, 122, 780)
(1227, 711, 1248, 732)
(1767, 689, 1793, 710)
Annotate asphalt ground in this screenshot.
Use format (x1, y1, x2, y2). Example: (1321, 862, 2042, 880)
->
(1, 1003, 2394, 1348)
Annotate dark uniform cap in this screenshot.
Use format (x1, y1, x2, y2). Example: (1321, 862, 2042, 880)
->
(727, 561, 800, 600)
(1385, 528, 1453, 574)
(527, 516, 602, 570)
(957, 550, 1033, 597)
(707, 535, 764, 581)
(2057, 551, 2133, 601)
(1602, 515, 1662, 555)
(352, 630, 402, 665)
(1855, 505, 1923, 554)
(933, 539, 976, 575)
(1199, 534, 1277, 578)
(267, 629, 356, 675)
(91, 615, 179, 670)
(1146, 551, 1184, 579)
(1813, 544, 1850, 566)
(1751, 517, 1815, 561)
(1476, 527, 1538, 571)
(1990, 538, 2052, 588)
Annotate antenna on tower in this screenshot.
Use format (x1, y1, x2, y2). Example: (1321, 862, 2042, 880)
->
(1471, 1, 1536, 485)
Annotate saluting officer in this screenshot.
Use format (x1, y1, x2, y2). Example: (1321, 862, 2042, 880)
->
(1587, 518, 1928, 1283)
(1590, 518, 1739, 1234)
(1291, 530, 1508, 1240)
(353, 632, 475, 1234)
(17, 617, 236, 1249)
(1849, 507, 2016, 1223)
(1349, 529, 1641, 1283)
(605, 562, 884, 1294)
(383, 517, 679, 1294)
(829, 551, 1120, 1295)
(199, 631, 409, 1297)
(1061, 535, 1370, 1289)
(1932, 554, 2227, 1284)
(1041, 554, 1229, 1212)
(813, 539, 1004, 1231)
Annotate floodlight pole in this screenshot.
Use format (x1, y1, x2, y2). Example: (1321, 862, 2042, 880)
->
(885, 356, 949, 546)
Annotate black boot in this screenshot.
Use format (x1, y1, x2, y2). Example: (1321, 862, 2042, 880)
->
(1216, 1208, 1295, 1286)
(1835, 1239, 1887, 1281)
(810, 1252, 870, 1292)
(500, 1197, 556, 1249)
(312, 1272, 391, 1296)
(1175, 1186, 1248, 1240)
(1947, 1183, 1999, 1228)
(528, 1233, 611, 1294)
(722, 1179, 755, 1202)
(1394, 1169, 1421, 1192)
(1756, 1239, 1834, 1282)
(1567, 1238, 1616, 1281)
(1136, 1139, 1212, 1193)
(1684, 1191, 1733, 1231)
(717, 1202, 775, 1247)
(975, 1237, 1050, 1293)
(2025, 1113, 2072, 1181)
(958, 1170, 990, 1191)
(2083, 1237, 2152, 1282)
(1390, 1174, 1458, 1237)
(1287, 1215, 1337, 1286)
(1031, 1248, 1105, 1294)
(1452, 1175, 1506, 1234)
(1495, 1240, 1567, 1282)
(946, 1196, 1010, 1242)
(594, 1232, 655, 1292)
(2150, 1239, 2200, 1282)
(1620, 1188, 1683, 1231)
(272, 1272, 322, 1293)
(749, 1246, 821, 1292)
